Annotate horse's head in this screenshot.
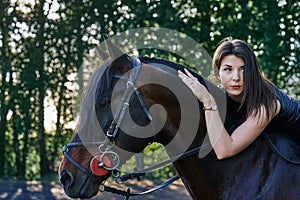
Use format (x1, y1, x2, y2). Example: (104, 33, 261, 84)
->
(58, 37, 224, 199)
(58, 38, 155, 198)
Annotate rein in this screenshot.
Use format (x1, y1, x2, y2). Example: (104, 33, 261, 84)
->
(62, 141, 210, 199)
(62, 56, 210, 199)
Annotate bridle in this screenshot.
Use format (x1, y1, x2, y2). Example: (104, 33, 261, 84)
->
(62, 56, 151, 178)
(62, 56, 211, 199)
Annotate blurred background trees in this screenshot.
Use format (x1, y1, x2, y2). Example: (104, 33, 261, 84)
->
(0, 0, 299, 180)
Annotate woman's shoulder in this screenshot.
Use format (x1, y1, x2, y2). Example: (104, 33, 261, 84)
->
(275, 88, 299, 108)
(273, 88, 300, 126)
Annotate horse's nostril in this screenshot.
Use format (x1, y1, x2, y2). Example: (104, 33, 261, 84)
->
(60, 170, 73, 187)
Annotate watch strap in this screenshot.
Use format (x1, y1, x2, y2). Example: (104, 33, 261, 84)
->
(203, 103, 218, 111)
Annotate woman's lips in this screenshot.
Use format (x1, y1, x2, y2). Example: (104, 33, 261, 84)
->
(230, 85, 241, 89)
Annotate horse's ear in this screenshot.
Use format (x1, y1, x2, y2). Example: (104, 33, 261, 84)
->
(103, 35, 125, 61)
(95, 45, 109, 61)
(103, 35, 132, 74)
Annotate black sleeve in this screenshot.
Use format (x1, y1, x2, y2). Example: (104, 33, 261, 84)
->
(273, 89, 300, 127)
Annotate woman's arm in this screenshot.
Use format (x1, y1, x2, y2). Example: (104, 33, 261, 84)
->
(178, 69, 280, 159)
(204, 100, 271, 159)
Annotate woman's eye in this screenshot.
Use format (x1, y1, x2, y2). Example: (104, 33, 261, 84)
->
(223, 67, 231, 72)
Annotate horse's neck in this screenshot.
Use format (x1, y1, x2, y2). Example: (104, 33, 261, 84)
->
(168, 87, 248, 199)
(172, 152, 221, 198)
(171, 104, 268, 199)
(138, 61, 264, 197)
(172, 134, 271, 199)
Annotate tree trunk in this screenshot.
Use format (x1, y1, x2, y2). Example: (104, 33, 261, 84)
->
(0, 5, 10, 177)
(35, 0, 48, 177)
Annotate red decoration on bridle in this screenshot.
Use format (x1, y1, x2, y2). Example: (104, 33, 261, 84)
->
(90, 155, 112, 176)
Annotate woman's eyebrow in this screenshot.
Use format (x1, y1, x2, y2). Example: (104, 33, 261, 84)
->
(222, 64, 244, 68)
(222, 64, 232, 67)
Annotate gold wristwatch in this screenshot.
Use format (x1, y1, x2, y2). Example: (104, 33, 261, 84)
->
(203, 103, 218, 111)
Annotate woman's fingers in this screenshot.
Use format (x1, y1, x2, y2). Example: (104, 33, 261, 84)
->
(184, 68, 197, 80)
(178, 69, 198, 86)
(178, 70, 189, 83)
(178, 70, 192, 86)
(178, 68, 210, 103)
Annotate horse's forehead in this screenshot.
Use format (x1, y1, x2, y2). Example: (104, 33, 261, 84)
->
(97, 61, 172, 100)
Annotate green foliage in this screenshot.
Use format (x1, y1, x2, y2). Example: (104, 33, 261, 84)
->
(143, 143, 177, 179)
(0, 0, 299, 181)
(121, 142, 176, 179)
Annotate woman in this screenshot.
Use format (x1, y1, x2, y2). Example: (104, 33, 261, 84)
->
(178, 38, 300, 160)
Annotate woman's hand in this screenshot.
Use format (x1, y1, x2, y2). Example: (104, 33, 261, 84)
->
(178, 68, 212, 106)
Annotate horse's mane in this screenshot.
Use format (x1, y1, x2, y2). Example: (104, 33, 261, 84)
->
(140, 56, 208, 86)
(140, 56, 187, 71)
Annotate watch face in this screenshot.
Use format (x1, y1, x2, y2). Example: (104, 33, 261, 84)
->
(211, 104, 218, 110)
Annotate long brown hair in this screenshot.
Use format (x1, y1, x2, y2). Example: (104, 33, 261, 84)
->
(212, 38, 277, 120)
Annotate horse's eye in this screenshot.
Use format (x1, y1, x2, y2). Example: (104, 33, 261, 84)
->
(99, 101, 108, 108)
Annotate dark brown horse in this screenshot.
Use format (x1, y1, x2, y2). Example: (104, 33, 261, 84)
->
(59, 38, 300, 199)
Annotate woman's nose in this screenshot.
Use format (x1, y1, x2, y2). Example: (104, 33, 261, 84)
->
(232, 71, 240, 81)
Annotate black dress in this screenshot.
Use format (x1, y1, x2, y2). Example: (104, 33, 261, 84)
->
(265, 88, 300, 165)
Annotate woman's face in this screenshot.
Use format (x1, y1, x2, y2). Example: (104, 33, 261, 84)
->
(218, 54, 245, 103)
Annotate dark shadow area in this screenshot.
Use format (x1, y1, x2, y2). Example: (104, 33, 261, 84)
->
(0, 179, 191, 200)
